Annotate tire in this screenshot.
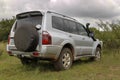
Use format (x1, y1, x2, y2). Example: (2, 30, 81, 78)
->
(90, 47, 101, 61)
(14, 22, 39, 52)
(20, 57, 38, 66)
(54, 48, 73, 71)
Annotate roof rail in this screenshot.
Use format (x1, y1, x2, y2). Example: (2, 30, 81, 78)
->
(47, 11, 76, 21)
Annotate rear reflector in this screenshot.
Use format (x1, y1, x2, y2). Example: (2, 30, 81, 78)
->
(33, 52, 39, 57)
(7, 51, 12, 55)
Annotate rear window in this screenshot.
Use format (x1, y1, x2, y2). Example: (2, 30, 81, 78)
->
(14, 12, 42, 31)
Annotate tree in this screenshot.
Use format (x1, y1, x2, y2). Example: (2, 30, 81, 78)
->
(94, 20, 120, 49)
(0, 18, 15, 41)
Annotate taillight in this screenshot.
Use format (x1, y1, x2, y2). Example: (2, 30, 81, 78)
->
(42, 31, 52, 45)
(8, 35, 10, 44)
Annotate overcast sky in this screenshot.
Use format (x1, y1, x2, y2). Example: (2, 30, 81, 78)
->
(0, 0, 120, 26)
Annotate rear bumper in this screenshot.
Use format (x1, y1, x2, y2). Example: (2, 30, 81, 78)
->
(7, 44, 62, 60)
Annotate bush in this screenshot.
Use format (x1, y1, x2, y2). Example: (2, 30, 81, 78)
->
(91, 20, 120, 49)
(0, 17, 120, 49)
(0, 18, 15, 41)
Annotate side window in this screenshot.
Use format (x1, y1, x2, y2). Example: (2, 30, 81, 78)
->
(68, 20, 78, 34)
(76, 23, 88, 36)
(52, 16, 77, 34)
(52, 16, 64, 31)
(63, 19, 77, 34)
(63, 19, 70, 32)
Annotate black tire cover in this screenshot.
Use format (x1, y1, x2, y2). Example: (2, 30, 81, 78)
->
(14, 22, 39, 52)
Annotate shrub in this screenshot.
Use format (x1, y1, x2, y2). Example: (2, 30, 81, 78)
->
(0, 18, 15, 41)
(91, 20, 120, 49)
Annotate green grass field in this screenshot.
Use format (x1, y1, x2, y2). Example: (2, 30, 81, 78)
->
(0, 42, 120, 80)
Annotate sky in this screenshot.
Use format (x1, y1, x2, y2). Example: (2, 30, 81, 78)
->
(0, 0, 120, 27)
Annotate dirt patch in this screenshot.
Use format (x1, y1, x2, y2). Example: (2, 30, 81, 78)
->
(109, 66, 120, 71)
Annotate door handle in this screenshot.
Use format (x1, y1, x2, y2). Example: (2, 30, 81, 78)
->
(82, 38, 85, 40)
(69, 35, 72, 37)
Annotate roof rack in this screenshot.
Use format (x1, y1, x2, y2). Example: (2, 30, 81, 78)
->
(47, 11, 76, 21)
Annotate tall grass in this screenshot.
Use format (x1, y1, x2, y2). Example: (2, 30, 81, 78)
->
(0, 19, 120, 80)
(91, 20, 120, 49)
(0, 41, 6, 56)
(0, 42, 120, 80)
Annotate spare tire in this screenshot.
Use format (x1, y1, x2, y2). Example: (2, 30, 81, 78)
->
(14, 22, 39, 52)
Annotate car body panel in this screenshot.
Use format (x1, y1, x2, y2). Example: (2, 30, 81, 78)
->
(7, 11, 102, 61)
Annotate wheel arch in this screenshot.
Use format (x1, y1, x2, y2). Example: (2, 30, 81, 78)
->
(97, 44, 102, 49)
(92, 41, 102, 55)
(59, 43, 75, 60)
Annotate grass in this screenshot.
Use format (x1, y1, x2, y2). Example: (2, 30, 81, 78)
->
(0, 42, 120, 80)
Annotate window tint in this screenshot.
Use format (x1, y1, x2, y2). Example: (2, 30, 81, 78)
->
(52, 16, 77, 34)
(15, 16, 42, 31)
(68, 20, 78, 34)
(63, 19, 77, 34)
(76, 23, 88, 36)
(63, 19, 70, 32)
(52, 16, 64, 31)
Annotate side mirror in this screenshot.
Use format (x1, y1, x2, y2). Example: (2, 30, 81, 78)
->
(89, 32, 96, 41)
(89, 32, 94, 37)
(36, 24, 41, 30)
(86, 23, 90, 29)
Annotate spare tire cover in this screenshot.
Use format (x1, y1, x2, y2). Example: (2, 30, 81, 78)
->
(14, 22, 39, 52)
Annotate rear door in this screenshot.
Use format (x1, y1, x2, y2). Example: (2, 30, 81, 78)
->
(63, 20, 83, 55)
(76, 23, 94, 55)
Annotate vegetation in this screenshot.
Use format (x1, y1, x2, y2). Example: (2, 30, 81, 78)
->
(90, 20, 120, 49)
(0, 19, 120, 80)
(0, 18, 120, 48)
(0, 18, 15, 41)
(0, 42, 120, 80)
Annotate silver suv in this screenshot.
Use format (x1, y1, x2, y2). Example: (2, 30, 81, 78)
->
(7, 11, 102, 70)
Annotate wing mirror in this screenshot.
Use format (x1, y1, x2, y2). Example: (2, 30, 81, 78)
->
(89, 32, 96, 41)
(89, 32, 94, 37)
(36, 24, 41, 30)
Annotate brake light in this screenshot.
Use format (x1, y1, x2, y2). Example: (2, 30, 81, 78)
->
(42, 31, 52, 45)
(8, 35, 10, 44)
